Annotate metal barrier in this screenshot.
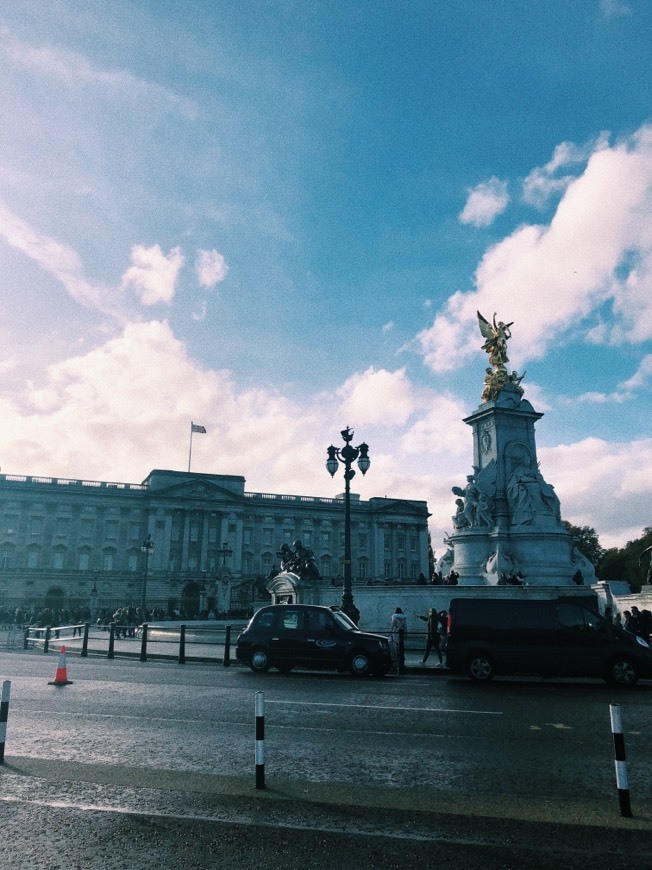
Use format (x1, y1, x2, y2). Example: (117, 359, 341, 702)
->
(21, 621, 244, 665)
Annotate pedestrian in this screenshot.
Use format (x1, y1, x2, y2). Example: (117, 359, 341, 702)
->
(415, 608, 443, 666)
(438, 609, 449, 652)
(389, 607, 408, 666)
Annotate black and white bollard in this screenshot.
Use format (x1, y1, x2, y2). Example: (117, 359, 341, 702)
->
(0, 680, 10, 764)
(255, 691, 265, 790)
(609, 703, 632, 818)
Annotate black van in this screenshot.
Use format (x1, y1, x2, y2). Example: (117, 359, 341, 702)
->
(446, 597, 652, 685)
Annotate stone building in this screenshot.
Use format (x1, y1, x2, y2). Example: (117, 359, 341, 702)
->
(0, 467, 430, 618)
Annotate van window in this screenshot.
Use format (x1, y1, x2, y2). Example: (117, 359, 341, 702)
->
(475, 601, 549, 631)
(556, 603, 600, 631)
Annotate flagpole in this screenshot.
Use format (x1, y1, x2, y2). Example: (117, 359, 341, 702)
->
(188, 424, 193, 472)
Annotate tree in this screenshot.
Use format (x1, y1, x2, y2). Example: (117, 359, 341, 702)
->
(599, 526, 652, 590)
(563, 522, 606, 567)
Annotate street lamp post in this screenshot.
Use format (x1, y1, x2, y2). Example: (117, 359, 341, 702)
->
(326, 427, 370, 625)
(140, 533, 154, 617)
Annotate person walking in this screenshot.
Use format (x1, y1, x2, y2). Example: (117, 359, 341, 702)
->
(415, 608, 443, 666)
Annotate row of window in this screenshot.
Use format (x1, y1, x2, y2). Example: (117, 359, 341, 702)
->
(4, 518, 420, 553)
(0, 546, 422, 580)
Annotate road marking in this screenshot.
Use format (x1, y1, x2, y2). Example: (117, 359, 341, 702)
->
(267, 701, 502, 715)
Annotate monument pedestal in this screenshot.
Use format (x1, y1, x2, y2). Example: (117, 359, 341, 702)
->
(445, 382, 591, 587)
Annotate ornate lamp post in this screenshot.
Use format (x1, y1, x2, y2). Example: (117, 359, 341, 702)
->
(140, 533, 154, 616)
(326, 427, 370, 625)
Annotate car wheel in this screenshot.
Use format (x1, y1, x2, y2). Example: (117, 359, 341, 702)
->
(276, 663, 293, 674)
(349, 651, 372, 676)
(466, 652, 495, 682)
(249, 648, 271, 673)
(605, 657, 638, 686)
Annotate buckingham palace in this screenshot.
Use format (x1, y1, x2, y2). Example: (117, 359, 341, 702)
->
(0, 467, 431, 619)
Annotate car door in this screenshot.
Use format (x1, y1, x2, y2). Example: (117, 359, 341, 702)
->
(303, 608, 346, 669)
(268, 607, 307, 667)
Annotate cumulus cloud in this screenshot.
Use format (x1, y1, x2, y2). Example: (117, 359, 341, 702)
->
(195, 249, 229, 288)
(121, 244, 184, 305)
(335, 367, 418, 427)
(522, 139, 599, 208)
(540, 437, 652, 549)
(417, 124, 652, 373)
(459, 177, 509, 227)
(0, 319, 647, 551)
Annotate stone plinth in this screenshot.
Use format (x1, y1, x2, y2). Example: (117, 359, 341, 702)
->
(445, 383, 588, 587)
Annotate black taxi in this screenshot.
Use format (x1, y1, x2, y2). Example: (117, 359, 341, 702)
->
(236, 604, 392, 676)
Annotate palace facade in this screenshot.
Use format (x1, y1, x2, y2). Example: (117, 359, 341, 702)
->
(0, 468, 430, 618)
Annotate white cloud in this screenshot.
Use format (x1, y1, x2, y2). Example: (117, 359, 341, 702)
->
(382, 321, 394, 334)
(196, 249, 229, 288)
(418, 124, 652, 373)
(522, 139, 598, 208)
(121, 244, 184, 305)
(0, 320, 646, 552)
(335, 367, 418, 427)
(4, 33, 197, 119)
(540, 437, 652, 549)
(459, 177, 509, 227)
(0, 197, 113, 315)
(600, 0, 632, 19)
(619, 354, 652, 390)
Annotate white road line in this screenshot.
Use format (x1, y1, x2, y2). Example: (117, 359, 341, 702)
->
(267, 701, 502, 715)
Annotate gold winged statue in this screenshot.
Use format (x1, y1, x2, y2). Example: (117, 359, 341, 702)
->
(477, 311, 513, 367)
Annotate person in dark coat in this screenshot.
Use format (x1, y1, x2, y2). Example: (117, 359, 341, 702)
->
(415, 607, 443, 666)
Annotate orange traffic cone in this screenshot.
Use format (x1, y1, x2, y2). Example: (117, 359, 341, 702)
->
(48, 645, 73, 686)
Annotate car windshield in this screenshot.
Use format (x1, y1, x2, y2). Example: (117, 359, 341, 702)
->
(332, 611, 357, 631)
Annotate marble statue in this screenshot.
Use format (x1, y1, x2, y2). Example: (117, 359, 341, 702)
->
(452, 462, 497, 529)
(507, 458, 561, 526)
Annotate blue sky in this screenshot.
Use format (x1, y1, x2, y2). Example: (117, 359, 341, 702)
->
(0, 0, 650, 553)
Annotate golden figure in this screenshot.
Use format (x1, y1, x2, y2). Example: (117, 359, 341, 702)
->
(477, 311, 513, 366)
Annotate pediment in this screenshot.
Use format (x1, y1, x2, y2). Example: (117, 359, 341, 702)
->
(369, 498, 431, 518)
(149, 480, 245, 503)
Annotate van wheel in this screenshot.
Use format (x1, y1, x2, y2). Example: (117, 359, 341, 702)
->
(466, 653, 495, 682)
(249, 649, 271, 673)
(349, 651, 372, 676)
(605, 657, 638, 686)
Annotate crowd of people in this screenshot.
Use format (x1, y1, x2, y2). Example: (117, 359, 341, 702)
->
(387, 605, 449, 668)
(620, 605, 651, 642)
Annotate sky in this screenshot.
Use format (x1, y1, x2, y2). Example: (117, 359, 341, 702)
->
(0, 0, 650, 555)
